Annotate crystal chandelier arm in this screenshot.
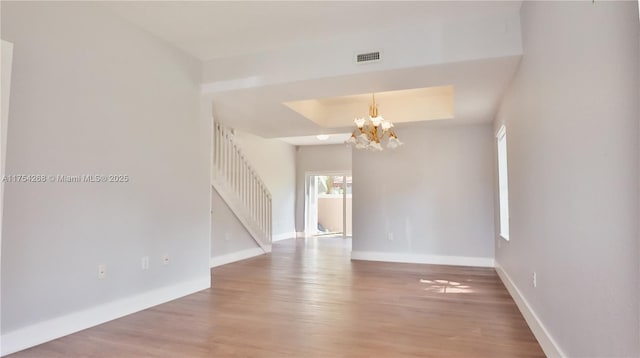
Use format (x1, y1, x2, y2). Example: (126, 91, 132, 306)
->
(370, 125, 381, 143)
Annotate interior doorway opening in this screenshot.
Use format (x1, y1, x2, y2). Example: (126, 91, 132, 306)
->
(305, 173, 352, 238)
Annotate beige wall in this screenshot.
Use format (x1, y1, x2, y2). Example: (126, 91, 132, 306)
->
(317, 196, 352, 235)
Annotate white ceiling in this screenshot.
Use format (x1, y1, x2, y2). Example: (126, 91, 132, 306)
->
(210, 56, 521, 138)
(106, 1, 522, 61)
(107, 1, 523, 144)
(276, 133, 352, 146)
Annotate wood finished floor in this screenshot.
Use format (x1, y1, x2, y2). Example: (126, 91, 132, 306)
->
(10, 238, 544, 357)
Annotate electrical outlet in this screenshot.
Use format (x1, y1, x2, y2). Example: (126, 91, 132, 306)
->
(98, 264, 106, 279)
(388, 232, 394, 241)
(141, 256, 149, 270)
(533, 272, 537, 288)
(162, 254, 170, 265)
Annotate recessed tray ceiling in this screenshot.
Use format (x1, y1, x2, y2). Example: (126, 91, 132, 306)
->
(283, 86, 454, 128)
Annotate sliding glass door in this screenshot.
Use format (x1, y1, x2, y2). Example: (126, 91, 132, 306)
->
(305, 173, 352, 238)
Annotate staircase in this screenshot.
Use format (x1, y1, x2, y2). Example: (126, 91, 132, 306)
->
(212, 122, 272, 252)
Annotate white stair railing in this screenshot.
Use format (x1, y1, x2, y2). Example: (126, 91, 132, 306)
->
(213, 122, 272, 250)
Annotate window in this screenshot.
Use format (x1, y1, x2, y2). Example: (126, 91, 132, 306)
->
(496, 125, 510, 240)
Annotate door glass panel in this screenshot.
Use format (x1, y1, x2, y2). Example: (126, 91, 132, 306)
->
(306, 174, 352, 238)
(316, 175, 344, 236)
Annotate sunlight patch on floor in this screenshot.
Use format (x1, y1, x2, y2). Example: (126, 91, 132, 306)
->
(420, 278, 474, 294)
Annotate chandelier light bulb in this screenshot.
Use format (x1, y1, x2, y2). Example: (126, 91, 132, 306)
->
(357, 133, 370, 145)
(387, 137, 403, 149)
(369, 142, 383, 151)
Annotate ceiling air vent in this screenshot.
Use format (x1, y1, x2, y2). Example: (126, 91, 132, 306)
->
(355, 51, 381, 64)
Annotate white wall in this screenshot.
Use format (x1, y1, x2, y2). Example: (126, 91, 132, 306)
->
(1, 40, 14, 353)
(1, 3, 210, 354)
(352, 124, 495, 267)
(295, 145, 352, 233)
(231, 130, 296, 240)
(494, 2, 639, 357)
(1, 40, 12, 184)
(210, 189, 261, 266)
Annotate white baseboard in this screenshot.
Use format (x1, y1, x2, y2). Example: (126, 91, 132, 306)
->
(495, 263, 565, 358)
(272, 232, 296, 242)
(351, 251, 494, 268)
(210, 247, 265, 268)
(0, 275, 210, 357)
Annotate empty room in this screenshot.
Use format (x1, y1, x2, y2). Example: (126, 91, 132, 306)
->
(1, 1, 639, 357)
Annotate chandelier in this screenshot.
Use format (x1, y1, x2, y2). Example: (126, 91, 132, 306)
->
(345, 94, 403, 151)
